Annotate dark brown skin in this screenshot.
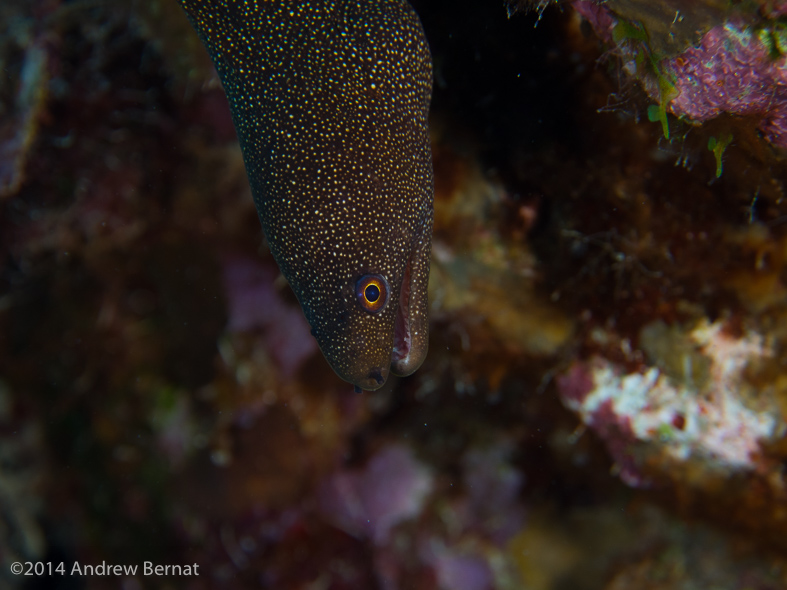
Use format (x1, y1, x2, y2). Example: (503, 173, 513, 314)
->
(179, 0, 434, 390)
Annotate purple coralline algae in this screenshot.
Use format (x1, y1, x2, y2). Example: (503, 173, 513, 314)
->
(573, 0, 787, 150)
(426, 548, 494, 590)
(459, 445, 526, 544)
(316, 443, 525, 589)
(318, 445, 433, 546)
(665, 22, 787, 149)
(222, 255, 317, 377)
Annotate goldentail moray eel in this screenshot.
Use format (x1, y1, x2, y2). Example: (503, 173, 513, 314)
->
(178, 0, 434, 391)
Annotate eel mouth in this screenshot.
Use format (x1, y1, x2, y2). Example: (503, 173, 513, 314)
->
(352, 261, 412, 392)
(391, 260, 413, 370)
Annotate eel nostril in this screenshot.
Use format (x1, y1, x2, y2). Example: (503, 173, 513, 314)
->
(368, 368, 385, 385)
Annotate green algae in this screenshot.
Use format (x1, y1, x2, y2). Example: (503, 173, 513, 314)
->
(707, 133, 733, 178)
(612, 19, 677, 139)
(756, 20, 787, 59)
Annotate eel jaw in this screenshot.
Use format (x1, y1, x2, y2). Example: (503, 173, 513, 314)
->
(392, 261, 413, 369)
(392, 255, 427, 377)
(390, 210, 432, 379)
(352, 263, 413, 392)
(351, 262, 413, 393)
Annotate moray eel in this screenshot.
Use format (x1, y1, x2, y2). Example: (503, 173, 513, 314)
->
(179, 0, 434, 391)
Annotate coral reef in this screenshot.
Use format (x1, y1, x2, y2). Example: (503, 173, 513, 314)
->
(2, 0, 787, 588)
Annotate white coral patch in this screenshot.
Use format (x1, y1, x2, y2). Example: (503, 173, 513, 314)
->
(565, 322, 783, 470)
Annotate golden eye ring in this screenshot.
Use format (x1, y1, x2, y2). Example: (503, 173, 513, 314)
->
(356, 274, 389, 313)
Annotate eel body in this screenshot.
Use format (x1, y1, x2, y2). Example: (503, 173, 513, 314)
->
(179, 0, 434, 391)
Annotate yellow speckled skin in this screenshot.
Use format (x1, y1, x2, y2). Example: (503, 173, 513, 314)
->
(179, 0, 434, 390)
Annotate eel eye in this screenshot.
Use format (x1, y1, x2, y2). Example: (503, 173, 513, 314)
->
(356, 274, 389, 313)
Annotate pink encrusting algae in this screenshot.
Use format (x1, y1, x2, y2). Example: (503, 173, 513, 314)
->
(222, 255, 317, 377)
(317, 445, 433, 546)
(664, 22, 787, 149)
(572, 0, 787, 149)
